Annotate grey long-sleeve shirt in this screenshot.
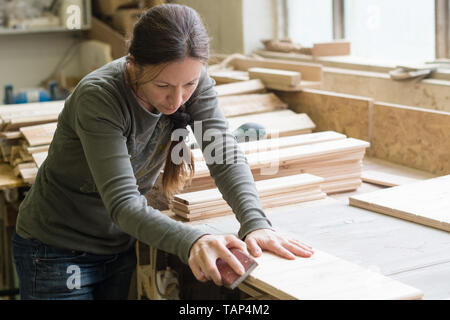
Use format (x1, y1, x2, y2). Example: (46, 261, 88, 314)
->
(16, 57, 273, 264)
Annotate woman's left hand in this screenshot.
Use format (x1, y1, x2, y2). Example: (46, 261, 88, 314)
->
(244, 229, 314, 259)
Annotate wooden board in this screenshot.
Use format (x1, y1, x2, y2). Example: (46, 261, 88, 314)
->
(0, 100, 63, 131)
(228, 56, 323, 82)
(248, 67, 301, 89)
(209, 69, 249, 84)
(192, 131, 346, 161)
(276, 88, 372, 141)
(226, 110, 315, 138)
(20, 122, 57, 147)
(32, 152, 48, 168)
(194, 138, 369, 178)
(371, 102, 450, 175)
(243, 250, 423, 300)
(361, 170, 421, 187)
(176, 173, 323, 205)
(349, 175, 450, 232)
(218, 93, 287, 118)
(187, 110, 315, 147)
(214, 79, 266, 97)
(312, 40, 351, 57)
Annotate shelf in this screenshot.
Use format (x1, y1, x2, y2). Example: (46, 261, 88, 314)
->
(0, 26, 90, 35)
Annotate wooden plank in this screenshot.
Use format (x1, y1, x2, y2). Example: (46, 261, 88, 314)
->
(187, 110, 315, 147)
(225, 110, 315, 138)
(248, 67, 301, 89)
(176, 173, 323, 205)
(312, 40, 351, 57)
(214, 79, 266, 97)
(27, 145, 50, 154)
(371, 102, 450, 175)
(228, 56, 323, 82)
(244, 250, 423, 300)
(192, 131, 346, 161)
(194, 138, 369, 178)
(20, 122, 57, 147)
(361, 170, 421, 187)
(32, 152, 48, 168)
(218, 93, 287, 118)
(0, 131, 23, 139)
(276, 88, 372, 141)
(209, 69, 249, 84)
(349, 175, 450, 232)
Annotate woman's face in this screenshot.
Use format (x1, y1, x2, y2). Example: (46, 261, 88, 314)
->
(131, 57, 203, 115)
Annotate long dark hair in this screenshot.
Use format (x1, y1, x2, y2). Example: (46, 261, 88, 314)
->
(127, 4, 209, 198)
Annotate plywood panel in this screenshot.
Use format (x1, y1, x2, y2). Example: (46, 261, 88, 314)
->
(277, 88, 372, 141)
(349, 175, 450, 232)
(371, 102, 450, 175)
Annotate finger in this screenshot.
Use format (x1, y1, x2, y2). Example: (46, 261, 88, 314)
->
(224, 235, 247, 253)
(284, 241, 314, 258)
(289, 238, 314, 250)
(217, 246, 246, 277)
(245, 236, 262, 257)
(289, 239, 315, 254)
(266, 241, 296, 260)
(204, 259, 223, 286)
(189, 260, 208, 282)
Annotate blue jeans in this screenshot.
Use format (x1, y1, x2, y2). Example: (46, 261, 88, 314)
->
(12, 230, 136, 300)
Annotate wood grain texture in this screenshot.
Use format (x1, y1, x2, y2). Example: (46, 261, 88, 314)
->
(32, 152, 48, 168)
(277, 88, 372, 141)
(20, 122, 57, 147)
(349, 175, 450, 232)
(228, 56, 323, 82)
(312, 40, 351, 57)
(244, 250, 423, 300)
(214, 79, 266, 97)
(225, 110, 315, 138)
(361, 170, 421, 187)
(218, 93, 287, 118)
(371, 102, 450, 175)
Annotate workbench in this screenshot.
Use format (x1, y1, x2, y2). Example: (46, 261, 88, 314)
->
(1, 157, 448, 299)
(137, 157, 450, 300)
(0, 164, 28, 300)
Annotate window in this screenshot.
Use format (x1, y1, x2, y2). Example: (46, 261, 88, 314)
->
(287, 0, 333, 47)
(344, 0, 435, 62)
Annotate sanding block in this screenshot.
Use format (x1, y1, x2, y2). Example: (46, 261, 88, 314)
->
(216, 248, 258, 290)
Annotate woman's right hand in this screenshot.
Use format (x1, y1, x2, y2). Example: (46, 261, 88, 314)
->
(188, 234, 248, 286)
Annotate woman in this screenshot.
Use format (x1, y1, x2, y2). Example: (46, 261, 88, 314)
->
(12, 4, 313, 300)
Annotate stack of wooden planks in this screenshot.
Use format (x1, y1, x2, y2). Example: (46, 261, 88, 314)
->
(349, 175, 450, 232)
(185, 134, 370, 194)
(171, 173, 326, 221)
(187, 109, 316, 148)
(209, 55, 323, 91)
(0, 101, 63, 183)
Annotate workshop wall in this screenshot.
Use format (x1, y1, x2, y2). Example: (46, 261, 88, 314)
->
(0, 33, 78, 103)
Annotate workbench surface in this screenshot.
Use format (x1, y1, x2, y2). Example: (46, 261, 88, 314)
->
(181, 157, 449, 300)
